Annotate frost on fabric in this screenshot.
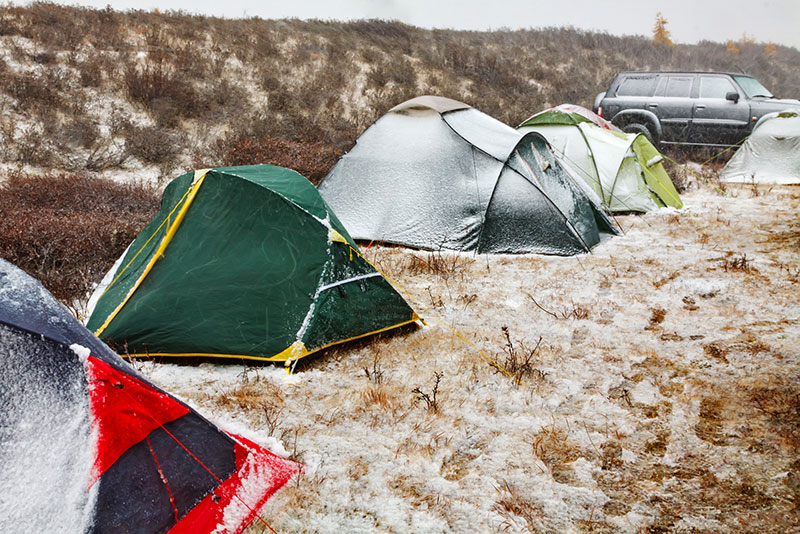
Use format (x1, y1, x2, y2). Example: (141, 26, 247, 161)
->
(442, 108, 523, 161)
(0, 329, 96, 533)
(720, 111, 800, 184)
(319, 109, 486, 251)
(290, 237, 333, 364)
(211, 443, 298, 534)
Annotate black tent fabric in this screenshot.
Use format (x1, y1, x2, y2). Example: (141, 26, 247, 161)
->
(0, 259, 300, 533)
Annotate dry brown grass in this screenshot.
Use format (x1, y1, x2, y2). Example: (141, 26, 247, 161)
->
(111, 185, 798, 534)
(493, 479, 547, 532)
(529, 425, 584, 479)
(497, 326, 548, 385)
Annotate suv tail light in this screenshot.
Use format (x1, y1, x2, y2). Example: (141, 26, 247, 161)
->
(597, 106, 603, 118)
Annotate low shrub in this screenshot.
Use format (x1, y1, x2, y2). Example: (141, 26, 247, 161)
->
(211, 134, 345, 184)
(124, 58, 206, 126)
(124, 124, 186, 165)
(0, 172, 159, 308)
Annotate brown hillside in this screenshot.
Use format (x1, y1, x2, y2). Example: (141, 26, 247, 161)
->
(0, 3, 798, 183)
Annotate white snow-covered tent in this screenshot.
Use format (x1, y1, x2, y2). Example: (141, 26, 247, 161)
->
(720, 110, 800, 184)
(318, 96, 618, 255)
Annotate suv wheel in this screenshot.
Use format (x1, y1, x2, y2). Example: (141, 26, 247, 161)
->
(623, 123, 658, 147)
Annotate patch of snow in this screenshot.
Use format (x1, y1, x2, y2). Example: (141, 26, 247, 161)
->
(670, 276, 729, 297)
(621, 448, 638, 463)
(569, 457, 600, 486)
(69, 343, 92, 363)
(630, 379, 661, 406)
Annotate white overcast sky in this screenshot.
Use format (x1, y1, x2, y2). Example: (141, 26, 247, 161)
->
(36, 0, 800, 49)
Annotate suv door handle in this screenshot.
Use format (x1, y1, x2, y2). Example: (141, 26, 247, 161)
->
(647, 103, 658, 108)
(696, 105, 706, 110)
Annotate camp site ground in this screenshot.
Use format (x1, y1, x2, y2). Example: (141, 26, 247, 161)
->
(0, 6, 798, 531)
(134, 180, 799, 533)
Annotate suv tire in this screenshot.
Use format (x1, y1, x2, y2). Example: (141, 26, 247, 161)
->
(622, 123, 657, 147)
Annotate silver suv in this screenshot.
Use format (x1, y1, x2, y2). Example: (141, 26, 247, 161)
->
(593, 71, 800, 148)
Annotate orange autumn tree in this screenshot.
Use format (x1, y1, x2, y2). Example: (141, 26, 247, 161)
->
(652, 12, 674, 47)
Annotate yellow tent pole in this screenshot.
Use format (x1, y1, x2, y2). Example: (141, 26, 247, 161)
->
(95, 170, 209, 336)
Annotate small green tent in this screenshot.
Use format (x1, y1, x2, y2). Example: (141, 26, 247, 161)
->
(519, 105, 682, 212)
(86, 165, 418, 368)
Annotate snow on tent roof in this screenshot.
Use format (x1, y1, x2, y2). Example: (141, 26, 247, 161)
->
(519, 104, 619, 131)
(85, 164, 419, 366)
(720, 110, 800, 184)
(389, 95, 472, 114)
(0, 259, 300, 533)
(318, 96, 619, 255)
(519, 105, 683, 213)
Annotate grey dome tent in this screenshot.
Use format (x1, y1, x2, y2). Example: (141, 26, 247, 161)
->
(318, 96, 618, 255)
(720, 110, 800, 184)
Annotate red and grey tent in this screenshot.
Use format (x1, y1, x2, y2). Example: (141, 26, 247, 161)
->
(0, 259, 300, 533)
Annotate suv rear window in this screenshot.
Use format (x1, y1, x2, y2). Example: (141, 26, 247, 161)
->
(616, 76, 657, 97)
(664, 76, 693, 97)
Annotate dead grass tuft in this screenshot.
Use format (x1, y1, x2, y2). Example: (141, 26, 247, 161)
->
(412, 371, 443, 413)
(749, 378, 800, 449)
(493, 479, 546, 532)
(703, 341, 729, 363)
(497, 326, 547, 385)
(720, 252, 755, 273)
(528, 425, 583, 481)
(526, 293, 590, 320)
(402, 247, 475, 282)
(362, 351, 386, 384)
(361, 385, 393, 411)
(645, 307, 667, 330)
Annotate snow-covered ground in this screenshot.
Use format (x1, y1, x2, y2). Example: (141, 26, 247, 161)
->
(139, 181, 800, 533)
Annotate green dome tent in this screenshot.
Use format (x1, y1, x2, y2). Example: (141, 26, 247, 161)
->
(519, 105, 683, 212)
(86, 165, 418, 368)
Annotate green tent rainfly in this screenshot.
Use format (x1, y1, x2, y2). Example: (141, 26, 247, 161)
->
(86, 165, 419, 367)
(519, 105, 683, 212)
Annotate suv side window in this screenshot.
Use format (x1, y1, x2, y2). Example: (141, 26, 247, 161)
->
(699, 76, 736, 99)
(616, 76, 657, 97)
(664, 76, 693, 97)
